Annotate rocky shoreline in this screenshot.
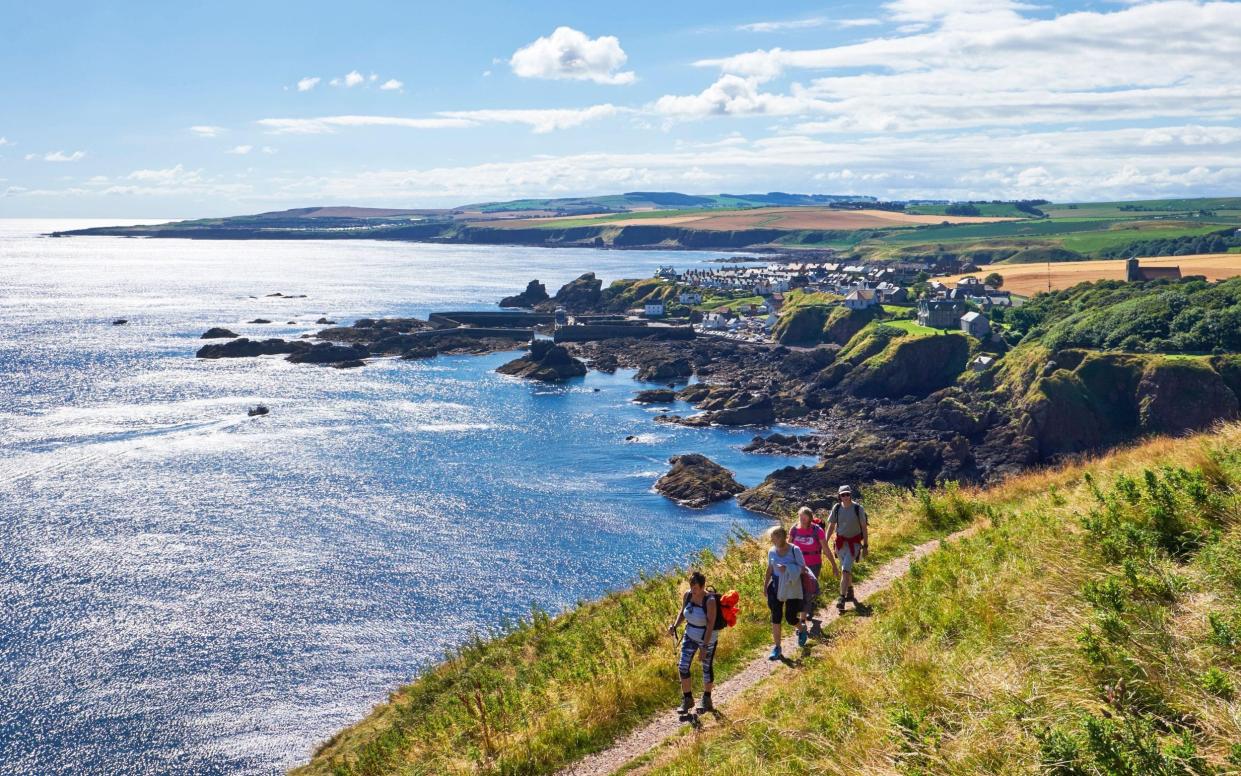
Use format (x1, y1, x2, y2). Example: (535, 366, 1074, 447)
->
(189, 271, 1241, 518)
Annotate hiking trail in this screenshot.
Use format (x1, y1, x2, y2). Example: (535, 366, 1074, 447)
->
(556, 526, 977, 776)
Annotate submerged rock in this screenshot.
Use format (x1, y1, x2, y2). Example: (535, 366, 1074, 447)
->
(248, 318, 272, 324)
(496, 340, 587, 382)
(112, 318, 128, 326)
(633, 389, 676, 404)
(247, 405, 269, 417)
(201, 327, 239, 339)
(655, 454, 745, 509)
(286, 342, 369, 365)
(500, 279, 550, 308)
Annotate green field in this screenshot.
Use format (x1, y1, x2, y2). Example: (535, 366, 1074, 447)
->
(880, 318, 944, 336)
(904, 202, 1033, 218)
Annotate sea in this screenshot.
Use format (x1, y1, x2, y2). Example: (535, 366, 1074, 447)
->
(0, 220, 815, 775)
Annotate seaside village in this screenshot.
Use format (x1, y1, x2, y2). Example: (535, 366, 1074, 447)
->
(602, 259, 1013, 352)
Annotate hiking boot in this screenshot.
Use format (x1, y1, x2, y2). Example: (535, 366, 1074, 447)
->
(678, 693, 694, 714)
(836, 596, 847, 612)
(696, 693, 714, 713)
(847, 586, 857, 603)
(768, 646, 782, 661)
(797, 628, 808, 647)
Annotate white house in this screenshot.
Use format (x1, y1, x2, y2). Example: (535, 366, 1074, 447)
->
(960, 311, 990, 338)
(678, 291, 703, 305)
(702, 312, 728, 330)
(644, 302, 666, 318)
(654, 266, 677, 280)
(844, 289, 878, 310)
(971, 355, 995, 372)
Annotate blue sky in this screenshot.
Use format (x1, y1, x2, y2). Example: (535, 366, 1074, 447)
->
(3, 0, 1241, 216)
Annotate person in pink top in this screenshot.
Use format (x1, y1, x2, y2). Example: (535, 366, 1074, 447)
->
(788, 506, 838, 645)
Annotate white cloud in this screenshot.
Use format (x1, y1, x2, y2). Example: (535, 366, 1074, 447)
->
(510, 26, 635, 85)
(436, 105, 619, 133)
(247, 123, 1241, 205)
(296, 76, 321, 92)
(261, 146, 277, 154)
(127, 164, 201, 183)
(673, 0, 1241, 133)
(736, 16, 881, 32)
(258, 105, 617, 135)
(258, 115, 476, 134)
(379, 78, 404, 91)
(653, 75, 824, 118)
(26, 150, 86, 162)
(343, 70, 365, 87)
(0, 137, 9, 146)
(226, 145, 254, 155)
(190, 125, 226, 137)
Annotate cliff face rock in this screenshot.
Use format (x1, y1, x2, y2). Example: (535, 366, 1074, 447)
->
(839, 333, 971, 399)
(710, 394, 775, 426)
(196, 338, 309, 359)
(655, 454, 745, 508)
(1019, 351, 1241, 459)
(537, 273, 602, 313)
(637, 357, 693, 382)
(499, 280, 550, 308)
(496, 340, 587, 382)
(1138, 360, 1238, 435)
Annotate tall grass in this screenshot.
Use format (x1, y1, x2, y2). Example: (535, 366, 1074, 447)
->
(638, 425, 1241, 776)
(295, 485, 981, 776)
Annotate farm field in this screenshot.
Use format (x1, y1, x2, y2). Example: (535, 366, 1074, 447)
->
(488, 206, 1022, 231)
(934, 252, 1241, 296)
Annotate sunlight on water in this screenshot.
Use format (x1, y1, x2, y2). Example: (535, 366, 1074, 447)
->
(0, 221, 811, 775)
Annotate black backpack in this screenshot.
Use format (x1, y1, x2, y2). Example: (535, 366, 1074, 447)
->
(683, 588, 730, 631)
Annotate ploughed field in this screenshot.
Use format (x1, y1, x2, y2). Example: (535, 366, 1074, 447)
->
(486, 206, 1021, 231)
(935, 253, 1241, 296)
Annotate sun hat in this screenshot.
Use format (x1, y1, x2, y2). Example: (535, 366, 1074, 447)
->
(838, 485, 852, 496)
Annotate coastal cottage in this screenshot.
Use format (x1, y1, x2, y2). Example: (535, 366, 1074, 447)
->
(678, 291, 702, 305)
(844, 289, 878, 310)
(655, 266, 678, 280)
(644, 302, 666, 318)
(960, 311, 990, 338)
(918, 298, 965, 328)
(971, 355, 995, 372)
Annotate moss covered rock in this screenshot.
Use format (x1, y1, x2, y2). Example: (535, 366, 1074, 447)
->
(839, 333, 971, 399)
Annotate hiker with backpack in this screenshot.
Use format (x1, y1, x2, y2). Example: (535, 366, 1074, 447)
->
(789, 506, 838, 633)
(668, 571, 724, 715)
(825, 485, 868, 612)
(763, 525, 806, 660)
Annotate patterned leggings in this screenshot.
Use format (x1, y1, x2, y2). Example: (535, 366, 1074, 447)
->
(679, 632, 718, 684)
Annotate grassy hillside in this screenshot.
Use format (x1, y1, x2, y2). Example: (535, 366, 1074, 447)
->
(293, 483, 984, 776)
(297, 425, 1241, 776)
(631, 426, 1241, 775)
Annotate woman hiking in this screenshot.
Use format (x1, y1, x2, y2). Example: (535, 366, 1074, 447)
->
(789, 506, 837, 643)
(825, 485, 868, 612)
(668, 571, 718, 714)
(763, 526, 806, 660)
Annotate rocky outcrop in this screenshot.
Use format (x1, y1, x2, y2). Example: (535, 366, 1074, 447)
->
(248, 318, 272, 324)
(201, 327, 239, 339)
(537, 273, 602, 313)
(637, 357, 693, 382)
(286, 342, 370, 365)
(1138, 359, 1239, 434)
(839, 333, 971, 399)
(496, 340, 587, 382)
(711, 394, 775, 426)
(655, 454, 745, 508)
(500, 280, 550, 308)
(196, 338, 309, 359)
(743, 433, 824, 456)
(634, 389, 676, 403)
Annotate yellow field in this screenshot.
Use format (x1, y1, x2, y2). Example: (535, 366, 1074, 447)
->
(491, 206, 1019, 231)
(934, 253, 1241, 296)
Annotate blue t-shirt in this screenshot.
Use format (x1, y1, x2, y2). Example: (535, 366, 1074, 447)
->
(767, 544, 805, 582)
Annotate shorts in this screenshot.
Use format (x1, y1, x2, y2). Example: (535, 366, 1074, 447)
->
(766, 580, 802, 625)
(837, 542, 860, 573)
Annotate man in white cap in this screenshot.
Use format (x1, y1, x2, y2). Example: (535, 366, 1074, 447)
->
(825, 484, 868, 612)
